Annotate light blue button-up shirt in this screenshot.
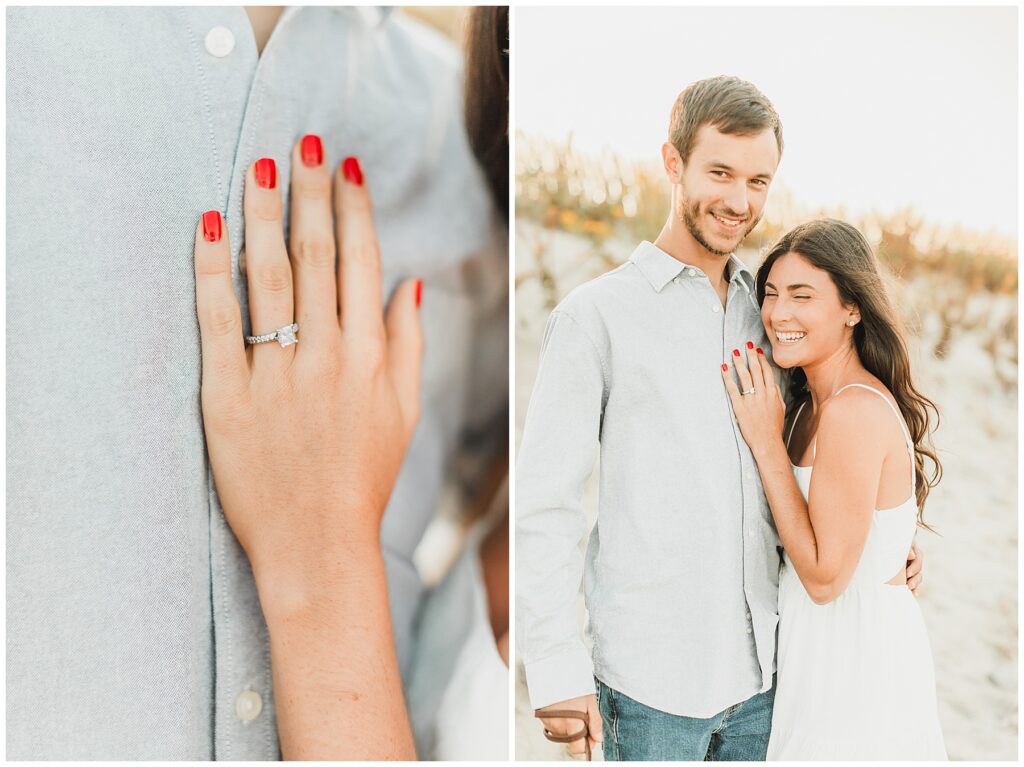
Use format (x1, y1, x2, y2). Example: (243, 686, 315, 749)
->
(516, 241, 781, 718)
(7, 6, 506, 759)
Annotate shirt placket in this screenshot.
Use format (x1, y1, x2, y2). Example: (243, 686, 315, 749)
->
(722, 277, 764, 665)
(188, 6, 299, 759)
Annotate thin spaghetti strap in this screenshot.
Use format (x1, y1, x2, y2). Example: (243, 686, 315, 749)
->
(834, 383, 915, 490)
(786, 400, 807, 449)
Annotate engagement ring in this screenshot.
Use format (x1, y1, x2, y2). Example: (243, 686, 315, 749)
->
(246, 322, 299, 347)
(741, 388, 756, 395)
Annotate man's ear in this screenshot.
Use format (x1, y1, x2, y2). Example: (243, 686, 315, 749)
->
(661, 142, 683, 184)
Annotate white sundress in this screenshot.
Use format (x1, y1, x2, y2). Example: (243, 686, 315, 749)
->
(405, 515, 509, 760)
(766, 384, 947, 760)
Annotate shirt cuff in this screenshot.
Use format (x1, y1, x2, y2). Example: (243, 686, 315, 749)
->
(524, 647, 596, 711)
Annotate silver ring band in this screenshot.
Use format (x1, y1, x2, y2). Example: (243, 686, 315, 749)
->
(246, 322, 299, 347)
(741, 388, 756, 396)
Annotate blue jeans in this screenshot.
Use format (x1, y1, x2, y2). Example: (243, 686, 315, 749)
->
(596, 676, 776, 761)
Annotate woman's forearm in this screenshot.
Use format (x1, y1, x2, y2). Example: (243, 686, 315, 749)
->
(256, 541, 415, 761)
(753, 442, 835, 600)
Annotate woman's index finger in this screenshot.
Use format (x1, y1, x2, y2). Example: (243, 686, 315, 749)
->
(194, 211, 249, 393)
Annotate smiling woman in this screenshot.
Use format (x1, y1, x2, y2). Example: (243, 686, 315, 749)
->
(755, 219, 942, 520)
(722, 217, 946, 758)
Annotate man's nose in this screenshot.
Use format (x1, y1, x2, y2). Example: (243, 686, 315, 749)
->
(722, 182, 749, 218)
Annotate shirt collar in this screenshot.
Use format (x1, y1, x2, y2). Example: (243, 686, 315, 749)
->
(727, 254, 757, 293)
(328, 6, 393, 28)
(629, 241, 756, 294)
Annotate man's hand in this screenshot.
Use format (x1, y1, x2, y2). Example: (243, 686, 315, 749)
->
(537, 694, 603, 757)
(906, 541, 924, 596)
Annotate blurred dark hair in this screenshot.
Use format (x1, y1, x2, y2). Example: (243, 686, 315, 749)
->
(464, 6, 508, 220)
(669, 75, 783, 165)
(755, 218, 942, 527)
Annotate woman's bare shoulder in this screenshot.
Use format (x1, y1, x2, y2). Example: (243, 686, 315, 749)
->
(818, 379, 901, 447)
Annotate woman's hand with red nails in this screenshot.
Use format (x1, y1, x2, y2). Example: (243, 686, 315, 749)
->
(193, 148, 422, 588)
(193, 144, 421, 759)
(721, 345, 786, 458)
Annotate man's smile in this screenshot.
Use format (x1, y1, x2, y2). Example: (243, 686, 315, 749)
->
(711, 211, 747, 232)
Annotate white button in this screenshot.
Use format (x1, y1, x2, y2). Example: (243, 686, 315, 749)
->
(236, 690, 263, 722)
(205, 26, 236, 58)
(673, 276, 681, 284)
(745, 472, 753, 481)
(687, 268, 697, 276)
(746, 627, 753, 634)
(746, 612, 752, 620)
(712, 305, 721, 313)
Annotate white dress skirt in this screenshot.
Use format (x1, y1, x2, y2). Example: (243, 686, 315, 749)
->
(766, 385, 947, 760)
(405, 512, 508, 760)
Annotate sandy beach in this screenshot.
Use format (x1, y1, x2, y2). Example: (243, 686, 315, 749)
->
(513, 223, 1018, 761)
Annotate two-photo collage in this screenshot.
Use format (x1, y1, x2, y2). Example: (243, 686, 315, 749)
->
(5, 4, 1018, 762)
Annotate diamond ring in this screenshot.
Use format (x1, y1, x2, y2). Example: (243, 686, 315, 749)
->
(246, 322, 299, 347)
(741, 388, 756, 396)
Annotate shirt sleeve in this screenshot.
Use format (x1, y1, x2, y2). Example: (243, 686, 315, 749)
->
(515, 307, 606, 710)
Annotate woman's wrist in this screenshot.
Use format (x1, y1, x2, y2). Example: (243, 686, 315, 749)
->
(250, 524, 386, 624)
(256, 541, 414, 760)
(751, 436, 788, 466)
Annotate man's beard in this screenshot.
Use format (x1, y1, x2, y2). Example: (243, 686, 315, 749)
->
(680, 196, 760, 257)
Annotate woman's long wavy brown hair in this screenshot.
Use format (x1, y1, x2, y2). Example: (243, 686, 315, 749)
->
(464, 6, 508, 220)
(755, 219, 942, 529)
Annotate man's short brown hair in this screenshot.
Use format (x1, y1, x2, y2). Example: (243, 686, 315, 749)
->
(668, 76, 783, 165)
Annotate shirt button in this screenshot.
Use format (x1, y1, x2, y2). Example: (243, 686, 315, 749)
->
(745, 471, 753, 481)
(205, 26, 236, 58)
(746, 612, 752, 620)
(236, 689, 263, 722)
(746, 627, 753, 634)
(687, 268, 697, 276)
(711, 305, 721, 313)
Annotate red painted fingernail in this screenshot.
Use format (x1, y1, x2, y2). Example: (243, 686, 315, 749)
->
(746, 341, 754, 349)
(757, 347, 764, 355)
(202, 210, 222, 243)
(300, 135, 323, 167)
(342, 156, 364, 186)
(415, 279, 423, 308)
(254, 157, 276, 189)
(722, 363, 728, 371)
(733, 349, 740, 356)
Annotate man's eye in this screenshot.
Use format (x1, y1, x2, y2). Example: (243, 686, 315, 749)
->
(711, 170, 727, 178)
(794, 295, 810, 300)
(751, 179, 767, 188)
(764, 292, 778, 298)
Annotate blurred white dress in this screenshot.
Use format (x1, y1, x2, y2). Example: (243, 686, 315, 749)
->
(405, 503, 508, 760)
(767, 384, 947, 760)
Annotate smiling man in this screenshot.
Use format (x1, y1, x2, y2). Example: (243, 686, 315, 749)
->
(516, 76, 921, 761)
(517, 76, 783, 762)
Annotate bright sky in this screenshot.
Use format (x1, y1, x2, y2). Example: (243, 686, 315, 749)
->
(516, 6, 1018, 240)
